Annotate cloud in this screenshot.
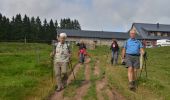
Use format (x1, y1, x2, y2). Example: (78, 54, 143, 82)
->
(0, 0, 170, 32)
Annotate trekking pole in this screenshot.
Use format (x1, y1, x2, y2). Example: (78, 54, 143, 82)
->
(51, 56, 54, 82)
(69, 59, 76, 80)
(51, 40, 56, 83)
(139, 52, 148, 78)
(144, 53, 148, 78)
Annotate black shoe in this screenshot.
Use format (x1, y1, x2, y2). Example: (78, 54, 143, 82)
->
(111, 58, 113, 65)
(129, 81, 136, 91)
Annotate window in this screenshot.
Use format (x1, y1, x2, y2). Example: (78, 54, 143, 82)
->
(148, 32, 150, 36)
(151, 32, 155, 36)
(168, 33, 170, 37)
(166, 40, 170, 42)
(157, 32, 161, 36)
(163, 33, 168, 37)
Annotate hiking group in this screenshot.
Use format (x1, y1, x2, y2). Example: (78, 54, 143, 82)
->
(50, 29, 145, 92)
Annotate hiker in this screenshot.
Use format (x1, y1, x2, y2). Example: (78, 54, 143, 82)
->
(50, 33, 71, 92)
(121, 29, 145, 91)
(110, 39, 119, 65)
(77, 40, 87, 64)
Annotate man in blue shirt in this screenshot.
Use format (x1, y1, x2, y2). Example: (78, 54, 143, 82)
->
(122, 29, 145, 91)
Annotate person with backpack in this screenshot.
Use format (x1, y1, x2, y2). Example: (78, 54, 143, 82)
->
(121, 30, 145, 91)
(50, 33, 71, 92)
(77, 40, 87, 64)
(110, 39, 119, 65)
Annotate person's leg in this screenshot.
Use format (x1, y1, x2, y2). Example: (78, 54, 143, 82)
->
(128, 66, 134, 82)
(114, 51, 118, 65)
(126, 55, 135, 90)
(111, 51, 114, 65)
(133, 56, 140, 87)
(80, 53, 85, 64)
(79, 53, 83, 63)
(61, 62, 68, 87)
(82, 54, 85, 63)
(128, 67, 136, 90)
(54, 62, 62, 91)
(134, 68, 138, 81)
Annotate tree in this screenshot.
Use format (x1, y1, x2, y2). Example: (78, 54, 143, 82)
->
(54, 20, 58, 29)
(13, 14, 23, 40)
(23, 14, 31, 41)
(59, 18, 81, 30)
(35, 16, 42, 40)
(0, 13, 81, 42)
(49, 19, 56, 40)
(73, 19, 81, 30)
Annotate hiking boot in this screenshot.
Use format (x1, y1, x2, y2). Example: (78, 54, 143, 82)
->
(63, 75, 68, 88)
(56, 87, 62, 92)
(129, 81, 136, 91)
(56, 86, 64, 92)
(111, 58, 113, 65)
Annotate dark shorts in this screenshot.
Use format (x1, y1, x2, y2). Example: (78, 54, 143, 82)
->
(125, 54, 140, 69)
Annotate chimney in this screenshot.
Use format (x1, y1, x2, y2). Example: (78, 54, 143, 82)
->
(157, 23, 159, 29)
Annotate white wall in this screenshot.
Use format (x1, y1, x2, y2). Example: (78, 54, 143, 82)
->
(66, 37, 126, 47)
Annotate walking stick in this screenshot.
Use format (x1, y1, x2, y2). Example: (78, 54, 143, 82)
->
(51, 56, 54, 82)
(69, 60, 76, 80)
(51, 40, 57, 83)
(139, 52, 148, 78)
(137, 52, 148, 88)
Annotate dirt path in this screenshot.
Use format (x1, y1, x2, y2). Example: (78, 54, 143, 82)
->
(50, 63, 81, 100)
(94, 60, 100, 76)
(49, 58, 125, 100)
(94, 60, 125, 100)
(73, 58, 91, 100)
(49, 58, 91, 100)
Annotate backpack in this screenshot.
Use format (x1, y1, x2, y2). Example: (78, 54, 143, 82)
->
(53, 42, 71, 55)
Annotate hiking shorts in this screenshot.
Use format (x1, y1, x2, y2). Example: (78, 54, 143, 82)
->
(125, 54, 140, 69)
(54, 62, 68, 76)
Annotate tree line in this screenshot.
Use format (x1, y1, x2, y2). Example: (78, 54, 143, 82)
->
(0, 13, 81, 42)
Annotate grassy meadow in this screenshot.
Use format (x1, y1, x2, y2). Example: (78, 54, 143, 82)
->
(91, 46, 170, 100)
(0, 42, 170, 100)
(0, 42, 78, 100)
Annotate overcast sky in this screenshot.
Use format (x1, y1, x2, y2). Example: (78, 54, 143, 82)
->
(0, 0, 170, 32)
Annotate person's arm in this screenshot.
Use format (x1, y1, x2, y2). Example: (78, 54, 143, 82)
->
(67, 44, 72, 58)
(121, 41, 127, 59)
(140, 48, 145, 55)
(110, 43, 112, 50)
(139, 41, 145, 55)
(50, 45, 56, 57)
(121, 48, 126, 59)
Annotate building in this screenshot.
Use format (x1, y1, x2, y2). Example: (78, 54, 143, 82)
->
(57, 29, 141, 47)
(57, 23, 170, 47)
(131, 23, 170, 46)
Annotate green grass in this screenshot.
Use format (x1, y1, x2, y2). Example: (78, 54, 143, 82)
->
(63, 64, 85, 97)
(1, 42, 170, 100)
(0, 42, 52, 100)
(93, 46, 170, 100)
(0, 42, 78, 100)
(83, 58, 97, 100)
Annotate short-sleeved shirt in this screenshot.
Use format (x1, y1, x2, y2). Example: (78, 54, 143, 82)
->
(124, 38, 143, 55)
(54, 42, 70, 63)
